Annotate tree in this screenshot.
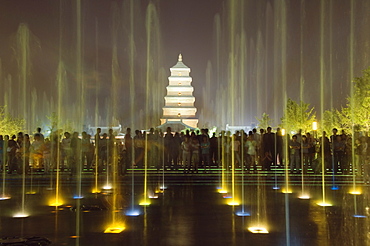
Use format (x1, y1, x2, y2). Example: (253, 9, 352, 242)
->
(280, 98, 316, 133)
(256, 113, 271, 130)
(0, 106, 25, 136)
(322, 108, 347, 134)
(344, 67, 370, 132)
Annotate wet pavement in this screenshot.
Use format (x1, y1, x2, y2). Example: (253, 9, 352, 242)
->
(0, 171, 369, 246)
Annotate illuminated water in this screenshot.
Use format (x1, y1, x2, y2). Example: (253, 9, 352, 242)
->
(0, 171, 368, 246)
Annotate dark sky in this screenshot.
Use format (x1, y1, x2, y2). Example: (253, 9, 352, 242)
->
(0, 0, 369, 130)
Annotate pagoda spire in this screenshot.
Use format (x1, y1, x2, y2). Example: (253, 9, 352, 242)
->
(178, 53, 182, 62)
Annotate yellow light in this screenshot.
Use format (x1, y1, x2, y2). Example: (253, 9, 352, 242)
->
(155, 190, 164, 194)
(349, 190, 362, 195)
(148, 195, 158, 199)
(317, 202, 332, 207)
(92, 189, 100, 194)
(298, 194, 310, 199)
(104, 225, 126, 233)
(218, 189, 228, 194)
(177, 113, 181, 117)
(139, 201, 151, 206)
(26, 191, 36, 195)
(227, 201, 240, 206)
(248, 227, 269, 234)
(312, 121, 318, 131)
(281, 129, 286, 136)
(48, 198, 64, 207)
(282, 189, 292, 194)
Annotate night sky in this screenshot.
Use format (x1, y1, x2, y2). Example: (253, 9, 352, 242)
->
(0, 0, 369, 131)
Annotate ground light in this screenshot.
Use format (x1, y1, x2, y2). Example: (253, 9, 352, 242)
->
(104, 224, 126, 233)
(298, 194, 310, 199)
(139, 200, 151, 206)
(25, 191, 36, 195)
(353, 215, 367, 218)
(0, 196, 11, 200)
(272, 186, 280, 190)
(317, 201, 333, 207)
(227, 201, 240, 206)
(73, 195, 84, 199)
(48, 197, 64, 207)
(281, 189, 292, 194)
(248, 227, 269, 234)
(349, 190, 362, 195)
(236, 211, 250, 216)
(331, 185, 339, 190)
(13, 212, 30, 218)
(125, 209, 141, 217)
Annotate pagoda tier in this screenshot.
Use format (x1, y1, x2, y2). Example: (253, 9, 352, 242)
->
(160, 54, 198, 129)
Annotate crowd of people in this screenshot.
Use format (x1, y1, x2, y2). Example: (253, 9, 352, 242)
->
(0, 126, 369, 177)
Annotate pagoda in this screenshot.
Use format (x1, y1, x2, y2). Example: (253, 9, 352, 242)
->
(160, 54, 198, 130)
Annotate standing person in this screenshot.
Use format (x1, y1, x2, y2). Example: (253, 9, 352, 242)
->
(289, 135, 300, 173)
(190, 137, 200, 173)
(232, 133, 242, 168)
(246, 133, 257, 172)
(31, 134, 44, 172)
(0, 136, 3, 172)
(333, 135, 345, 174)
(42, 138, 52, 173)
(94, 128, 102, 170)
(301, 135, 311, 173)
(36, 127, 45, 142)
(209, 132, 218, 166)
(172, 132, 182, 170)
(7, 135, 19, 174)
(262, 127, 275, 171)
(163, 127, 174, 169)
(200, 135, 211, 172)
(70, 132, 81, 175)
(181, 136, 191, 173)
(81, 132, 92, 169)
(124, 128, 133, 173)
(276, 128, 283, 166)
(61, 132, 72, 169)
(134, 130, 144, 169)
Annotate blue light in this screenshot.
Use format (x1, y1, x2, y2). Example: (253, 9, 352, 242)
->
(73, 196, 84, 199)
(272, 186, 280, 190)
(236, 211, 250, 216)
(353, 214, 367, 218)
(331, 186, 339, 190)
(125, 209, 141, 216)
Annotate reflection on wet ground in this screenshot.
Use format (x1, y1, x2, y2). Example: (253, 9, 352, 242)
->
(0, 171, 369, 246)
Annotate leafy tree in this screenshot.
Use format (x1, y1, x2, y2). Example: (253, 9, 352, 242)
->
(256, 113, 271, 130)
(344, 67, 370, 132)
(322, 108, 347, 134)
(0, 106, 25, 136)
(280, 98, 316, 133)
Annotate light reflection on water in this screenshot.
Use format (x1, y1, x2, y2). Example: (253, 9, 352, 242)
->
(0, 175, 368, 246)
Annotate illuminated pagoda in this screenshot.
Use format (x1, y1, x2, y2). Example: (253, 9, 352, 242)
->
(160, 54, 198, 130)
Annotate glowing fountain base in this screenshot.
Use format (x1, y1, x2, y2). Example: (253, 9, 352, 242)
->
(236, 211, 250, 216)
(248, 227, 269, 234)
(217, 189, 228, 194)
(272, 186, 280, 190)
(13, 212, 30, 218)
(331, 186, 339, 191)
(349, 190, 362, 195)
(353, 214, 367, 218)
(0, 196, 11, 200)
(26, 191, 36, 195)
(139, 201, 151, 206)
(125, 209, 141, 217)
(281, 187, 292, 194)
(227, 200, 240, 206)
(298, 194, 310, 200)
(317, 202, 333, 207)
(104, 225, 125, 234)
